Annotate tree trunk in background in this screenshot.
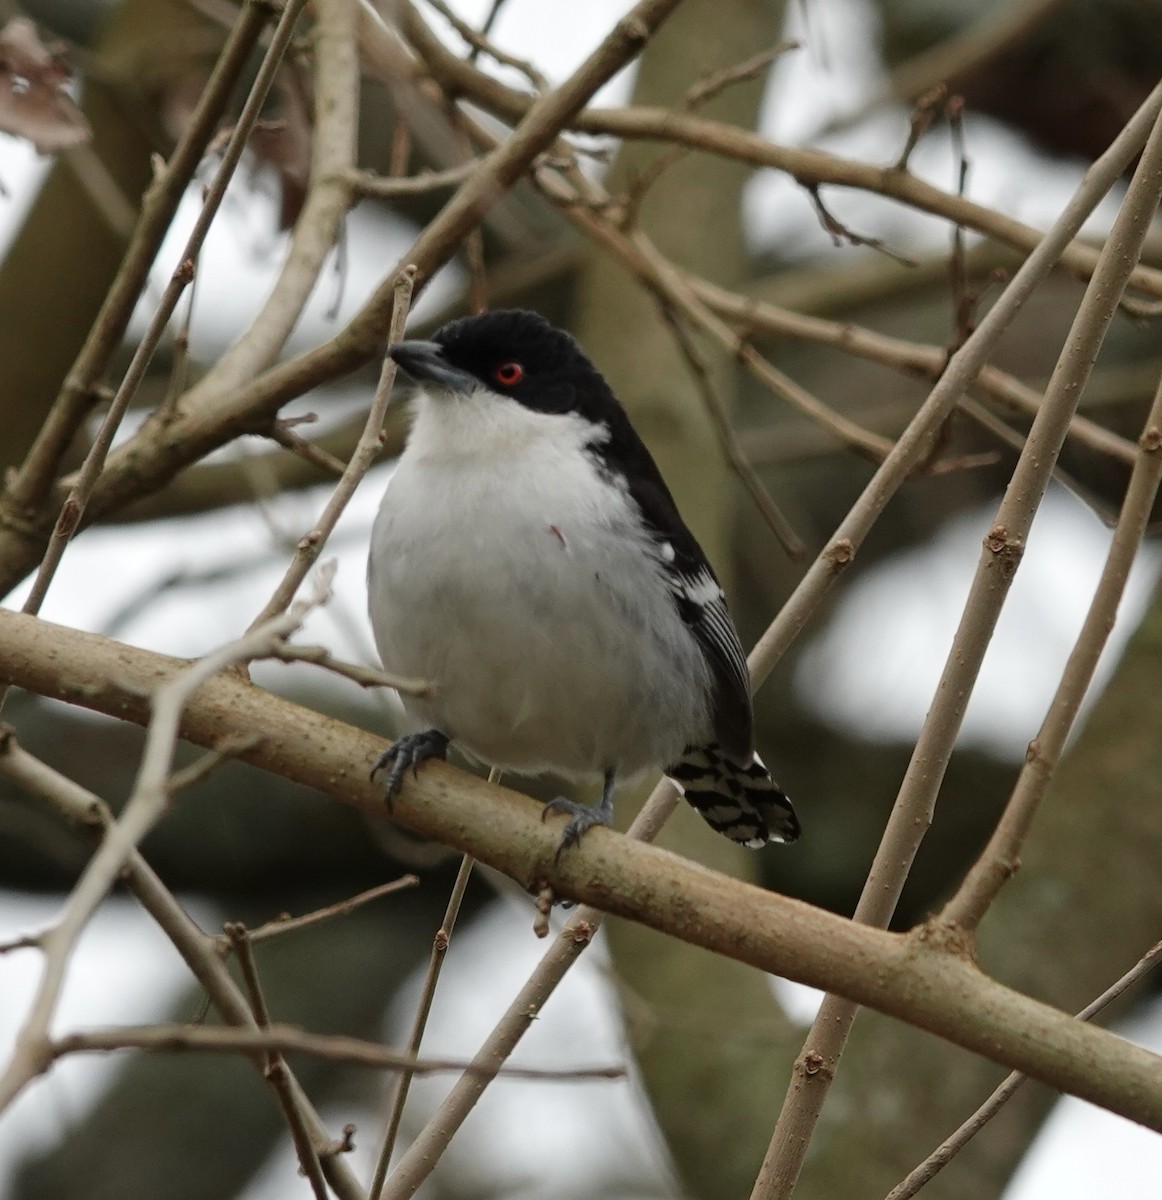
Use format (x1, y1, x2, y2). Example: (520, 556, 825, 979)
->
(570, 3, 801, 1195)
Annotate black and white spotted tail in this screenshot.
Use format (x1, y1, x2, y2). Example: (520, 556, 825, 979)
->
(666, 745, 799, 848)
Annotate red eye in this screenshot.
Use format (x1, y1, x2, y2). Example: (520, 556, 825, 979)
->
(493, 360, 524, 386)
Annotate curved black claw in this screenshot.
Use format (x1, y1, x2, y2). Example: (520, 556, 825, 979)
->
(371, 729, 450, 808)
(542, 796, 611, 861)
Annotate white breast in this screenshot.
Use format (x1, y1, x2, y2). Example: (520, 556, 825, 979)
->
(367, 387, 712, 781)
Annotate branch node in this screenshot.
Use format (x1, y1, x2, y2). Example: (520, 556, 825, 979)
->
(801, 1050, 826, 1076)
(533, 881, 554, 938)
(319, 1123, 357, 1159)
(827, 537, 855, 566)
(566, 918, 595, 945)
(984, 524, 1023, 577)
(910, 918, 978, 962)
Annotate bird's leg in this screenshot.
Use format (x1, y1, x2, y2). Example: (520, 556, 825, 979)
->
(371, 729, 450, 808)
(542, 769, 616, 859)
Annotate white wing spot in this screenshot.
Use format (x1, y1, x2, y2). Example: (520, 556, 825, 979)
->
(681, 571, 722, 607)
(661, 541, 676, 563)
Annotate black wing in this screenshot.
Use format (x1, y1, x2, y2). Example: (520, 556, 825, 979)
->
(656, 535, 754, 764)
(604, 437, 755, 765)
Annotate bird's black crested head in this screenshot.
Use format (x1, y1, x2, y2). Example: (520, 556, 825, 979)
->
(392, 309, 624, 425)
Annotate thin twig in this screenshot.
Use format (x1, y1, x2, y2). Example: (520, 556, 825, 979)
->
(269, 641, 432, 697)
(48, 1023, 624, 1080)
(657, 302, 807, 560)
(957, 395, 1106, 513)
(246, 267, 415, 630)
(165, 734, 263, 795)
(226, 922, 329, 1200)
(244, 877, 421, 945)
(684, 43, 797, 110)
(947, 95, 974, 350)
(156, 243, 201, 425)
(421, 0, 548, 91)
(805, 183, 918, 268)
(618, 39, 799, 218)
(268, 421, 350, 476)
(884, 939, 1162, 1200)
(893, 85, 950, 172)
(345, 162, 477, 198)
(370, 845, 478, 1198)
(447, 109, 489, 314)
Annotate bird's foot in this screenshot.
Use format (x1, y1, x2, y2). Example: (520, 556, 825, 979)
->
(371, 729, 450, 808)
(541, 796, 611, 861)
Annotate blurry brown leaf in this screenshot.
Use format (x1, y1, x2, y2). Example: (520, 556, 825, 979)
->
(249, 68, 313, 230)
(160, 73, 211, 146)
(0, 18, 90, 154)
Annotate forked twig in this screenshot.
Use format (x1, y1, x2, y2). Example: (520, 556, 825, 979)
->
(0, 579, 336, 1117)
(0, 728, 368, 1200)
(750, 86, 1162, 1200)
(244, 877, 421, 945)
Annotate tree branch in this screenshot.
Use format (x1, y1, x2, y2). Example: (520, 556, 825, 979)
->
(3, 610, 1162, 1131)
(396, 1, 1162, 298)
(942, 357, 1162, 930)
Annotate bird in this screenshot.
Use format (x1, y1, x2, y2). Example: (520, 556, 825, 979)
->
(367, 309, 799, 857)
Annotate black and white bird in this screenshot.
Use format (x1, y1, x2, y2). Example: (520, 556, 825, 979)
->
(367, 309, 799, 855)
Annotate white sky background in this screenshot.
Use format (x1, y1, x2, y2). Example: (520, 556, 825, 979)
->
(2, 0, 1162, 1196)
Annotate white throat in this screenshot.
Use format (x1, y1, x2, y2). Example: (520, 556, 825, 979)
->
(402, 384, 606, 466)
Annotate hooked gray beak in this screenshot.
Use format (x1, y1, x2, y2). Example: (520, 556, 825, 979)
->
(388, 339, 477, 392)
